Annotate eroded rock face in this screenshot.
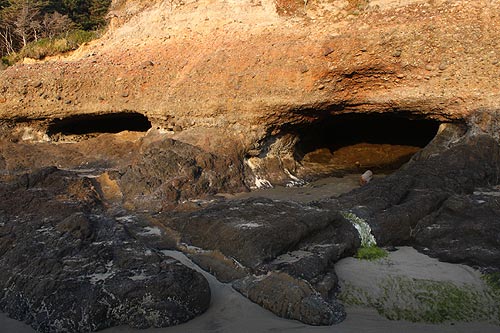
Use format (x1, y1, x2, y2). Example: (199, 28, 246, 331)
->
(0, 1, 499, 181)
(414, 191, 500, 270)
(159, 127, 500, 323)
(0, 0, 499, 330)
(331, 133, 500, 270)
(0, 167, 210, 332)
(164, 197, 359, 324)
(233, 272, 346, 326)
(169, 198, 358, 268)
(0, 129, 247, 210)
(118, 137, 246, 210)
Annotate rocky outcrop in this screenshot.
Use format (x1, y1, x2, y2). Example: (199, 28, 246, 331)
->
(0, 0, 499, 185)
(0, 129, 247, 210)
(330, 130, 500, 270)
(0, 167, 211, 332)
(0, 0, 500, 330)
(161, 126, 500, 323)
(414, 191, 500, 270)
(118, 136, 246, 210)
(163, 196, 359, 324)
(169, 198, 358, 268)
(233, 272, 345, 325)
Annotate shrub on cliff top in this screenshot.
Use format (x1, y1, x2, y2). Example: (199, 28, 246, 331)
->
(19, 29, 98, 60)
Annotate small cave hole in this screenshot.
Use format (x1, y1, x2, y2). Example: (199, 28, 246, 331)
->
(47, 112, 152, 137)
(293, 113, 441, 176)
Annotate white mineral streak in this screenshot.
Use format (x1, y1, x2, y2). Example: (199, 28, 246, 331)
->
(139, 226, 162, 236)
(245, 158, 273, 189)
(89, 261, 114, 284)
(254, 176, 273, 189)
(341, 211, 377, 247)
(284, 168, 305, 187)
(236, 222, 263, 229)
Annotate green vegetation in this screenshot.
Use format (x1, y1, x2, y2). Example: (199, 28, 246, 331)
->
(482, 272, 500, 293)
(355, 245, 388, 261)
(18, 29, 98, 60)
(0, 0, 111, 64)
(339, 276, 500, 324)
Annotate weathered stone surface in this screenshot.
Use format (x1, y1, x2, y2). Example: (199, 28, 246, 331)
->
(328, 133, 500, 270)
(414, 191, 500, 270)
(169, 197, 357, 268)
(233, 272, 346, 326)
(0, 130, 247, 210)
(1, 0, 499, 165)
(0, 0, 499, 329)
(165, 197, 359, 324)
(0, 167, 210, 332)
(118, 137, 246, 210)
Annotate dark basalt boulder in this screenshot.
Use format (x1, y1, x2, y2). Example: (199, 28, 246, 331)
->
(414, 191, 500, 270)
(117, 137, 246, 210)
(169, 197, 358, 268)
(165, 197, 360, 325)
(0, 167, 210, 332)
(328, 134, 500, 270)
(233, 272, 346, 325)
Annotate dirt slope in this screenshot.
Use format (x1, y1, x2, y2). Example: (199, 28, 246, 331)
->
(0, 0, 498, 152)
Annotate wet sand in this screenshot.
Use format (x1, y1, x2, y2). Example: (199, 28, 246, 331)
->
(218, 174, 375, 203)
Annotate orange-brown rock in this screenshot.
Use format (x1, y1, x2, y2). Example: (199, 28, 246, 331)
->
(1, 0, 499, 137)
(0, 0, 499, 186)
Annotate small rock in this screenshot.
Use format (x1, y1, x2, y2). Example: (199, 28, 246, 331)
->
(140, 60, 154, 69)
(392, 50, 402, 57)
(322, 47, 334, 57)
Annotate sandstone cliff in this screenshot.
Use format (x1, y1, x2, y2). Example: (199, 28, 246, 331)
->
(1, 1, 500, 331)
(1, 0, 499, 137)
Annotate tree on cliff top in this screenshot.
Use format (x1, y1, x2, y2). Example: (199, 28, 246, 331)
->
(0, 0, 111, 60)
(2, 0, 47, 47)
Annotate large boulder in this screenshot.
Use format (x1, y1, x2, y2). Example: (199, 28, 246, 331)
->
(233, 272, 345, 326)
(0, 167, 210, 332)
(169, 197, 358, 269)
(118, 137, 246, 210)
(333, 135, 500, 243)
(414, 191, 500, 270)
(164, 197, 359, 325)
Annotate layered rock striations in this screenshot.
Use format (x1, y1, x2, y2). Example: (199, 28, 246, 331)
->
(0, 0, 500, 331)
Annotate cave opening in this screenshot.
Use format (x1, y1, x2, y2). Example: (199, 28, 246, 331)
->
(47, 112, 152, 137)
(292, 113, 441, 176)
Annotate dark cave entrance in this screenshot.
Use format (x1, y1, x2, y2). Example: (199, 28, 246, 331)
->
(47, 112, 152, 137)
(292, 113, 441, 176)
